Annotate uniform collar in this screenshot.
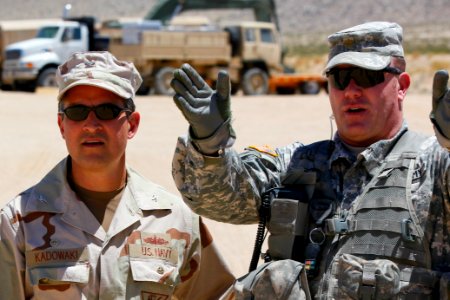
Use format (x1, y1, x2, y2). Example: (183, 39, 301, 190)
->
(24, 157, 174, 214)
(329, 121, 409, 170)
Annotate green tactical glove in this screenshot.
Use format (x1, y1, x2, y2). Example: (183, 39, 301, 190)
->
(171, 63, 236, 154)
(431, 70, 450, 140)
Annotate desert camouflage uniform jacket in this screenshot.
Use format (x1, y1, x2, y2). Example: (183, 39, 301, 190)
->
(0, 157, 234, 300)
(172, 123, 450, 297)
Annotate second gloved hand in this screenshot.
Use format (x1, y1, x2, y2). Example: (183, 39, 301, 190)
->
(431, 70, 450, 140)
(171, 63, 232, 139)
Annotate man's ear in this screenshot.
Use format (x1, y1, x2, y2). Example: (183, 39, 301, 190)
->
(127, 112, 140, 139)
(398, 72, 411, 99)
(57, 113, 65, 139)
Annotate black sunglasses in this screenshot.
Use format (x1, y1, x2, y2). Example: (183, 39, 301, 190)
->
(61, 103, 131, 121)
(326, 66, 402, 90)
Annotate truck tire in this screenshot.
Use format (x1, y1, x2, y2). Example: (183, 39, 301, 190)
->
(37, 68, 57, 88)
(16, 82, 36, 92)
(230, 82, 240, 95)
(242, 68, 269, 95)
(154, 67, 175, 96)
(299, 81, 320, 95)
(136, 84, 151, 96)
(0, 84, 13, 91)
(276, 86, 296, 95)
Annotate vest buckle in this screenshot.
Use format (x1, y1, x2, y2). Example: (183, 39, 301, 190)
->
(326, 211, 349, 235)
(401, 218, 415, 242)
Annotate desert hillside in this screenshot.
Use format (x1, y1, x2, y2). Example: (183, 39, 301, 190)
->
(1, 0, 449, 93)
(2, 1, 450, 36)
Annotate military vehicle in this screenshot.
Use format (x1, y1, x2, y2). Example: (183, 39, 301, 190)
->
(109, 0, 326, 95)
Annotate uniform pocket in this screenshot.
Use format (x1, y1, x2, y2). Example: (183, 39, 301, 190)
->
(29, 263, 90, 286)
(130, 258, 177, 283)
(128, 257, 178, 299)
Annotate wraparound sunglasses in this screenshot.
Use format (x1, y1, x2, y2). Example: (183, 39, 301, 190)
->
(60, 103, 131, 121)
(326, 66, 402, 90)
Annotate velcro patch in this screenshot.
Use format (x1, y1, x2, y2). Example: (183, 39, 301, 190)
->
(141, 233, 171, 246)
(129, 244, 178, 264)
(26, 247, 89, 267)
(248, 145, 278, 157)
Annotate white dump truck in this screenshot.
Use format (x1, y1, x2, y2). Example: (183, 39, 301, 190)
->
(1, 17, 107, 92)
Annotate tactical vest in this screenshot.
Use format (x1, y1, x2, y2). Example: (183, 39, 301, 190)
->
(314, 131, 440, 299)
(269, 131, 439, 299)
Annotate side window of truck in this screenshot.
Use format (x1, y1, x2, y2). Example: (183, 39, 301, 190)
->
(62, 27, 81, 42)
(260, 28, 274, 44)
(73, 27, 81, 40)
(245, 28, 256, 42)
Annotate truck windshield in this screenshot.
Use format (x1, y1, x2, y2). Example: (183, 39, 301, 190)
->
(36, 26, 60, 38)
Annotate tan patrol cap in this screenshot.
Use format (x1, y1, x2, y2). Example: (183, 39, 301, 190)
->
(56, 51, 142, 101)
(324, 21, 404, 73)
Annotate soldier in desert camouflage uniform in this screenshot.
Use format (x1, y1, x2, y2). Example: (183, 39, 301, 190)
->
(170, 21, 450, 298)
(0, 51, 235, 299)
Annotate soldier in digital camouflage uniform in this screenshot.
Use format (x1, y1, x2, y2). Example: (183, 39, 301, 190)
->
(0, 51, 235, 299)
(170, 21, 450, 299)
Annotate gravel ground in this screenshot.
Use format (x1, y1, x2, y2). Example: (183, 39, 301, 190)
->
(0, 88, 434, 277)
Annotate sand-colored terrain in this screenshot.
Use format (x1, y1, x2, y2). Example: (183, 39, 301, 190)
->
(0, 88, 434, 277)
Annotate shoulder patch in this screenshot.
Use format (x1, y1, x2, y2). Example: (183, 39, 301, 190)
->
(247, 145, 278, 157)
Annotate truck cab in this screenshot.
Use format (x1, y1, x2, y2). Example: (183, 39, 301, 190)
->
(1, 21, 88, 91)
(223, 21, 283, 95)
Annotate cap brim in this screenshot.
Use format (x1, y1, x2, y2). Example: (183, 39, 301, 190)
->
(57, 79, 132, 101)
(324, 52, 391, 74)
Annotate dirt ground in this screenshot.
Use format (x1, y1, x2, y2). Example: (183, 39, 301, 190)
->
(0, 88, 434, 277)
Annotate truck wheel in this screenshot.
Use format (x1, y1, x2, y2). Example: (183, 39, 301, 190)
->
(230, 82, 240, 95)
(276, 86, 296, 95)
(136, 84, 151, 96)
(242, 68, 269, 95)
(299, 81, 320, 95)
(37, 68, 57, 87)
(154, 67, 175, 96)
(16, 82, 36, 92)
(0, 84, 13, 91)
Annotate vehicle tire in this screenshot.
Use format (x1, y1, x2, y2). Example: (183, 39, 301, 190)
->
(154, 67, 175, 96)
(276, 86, 296, 95)
(37, 68, 57, 87)
(136, 84, 151, 96)
(242, 68, 269, 95)
(230, 82, 240, 95)
(299, 81, 320, 95)
(0, 84, 13, 91)
(16, 81, 36, 92)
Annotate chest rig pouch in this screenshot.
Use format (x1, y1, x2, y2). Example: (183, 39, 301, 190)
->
(248, 169, 317, 272)
(248, 137, 338, 273)
(321, 131, 440, 299)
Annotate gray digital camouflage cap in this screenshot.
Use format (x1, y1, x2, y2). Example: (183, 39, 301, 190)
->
(56, 51, 142, 101)
(324, 21, 404, 73)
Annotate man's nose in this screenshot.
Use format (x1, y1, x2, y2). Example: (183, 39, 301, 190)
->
(344, 79, 363, 98)
(83, 111, 102, 130)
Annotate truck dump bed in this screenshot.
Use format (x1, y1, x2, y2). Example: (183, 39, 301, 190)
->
(110, 30, 231, 62)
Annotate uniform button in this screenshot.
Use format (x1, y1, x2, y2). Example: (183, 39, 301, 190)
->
(157, 266, 164, 274)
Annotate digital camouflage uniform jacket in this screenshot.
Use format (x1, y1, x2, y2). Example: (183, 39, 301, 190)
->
(172, 123, 450, 297)
(0, 157, 234, 300)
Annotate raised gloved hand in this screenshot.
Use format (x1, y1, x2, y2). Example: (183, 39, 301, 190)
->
(431, 70, 450, 142)
(171, 63, 236, 154)
(171, 63, 232, 138)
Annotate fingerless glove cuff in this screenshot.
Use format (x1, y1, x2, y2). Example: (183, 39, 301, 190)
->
(190, 118, 236, 155)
